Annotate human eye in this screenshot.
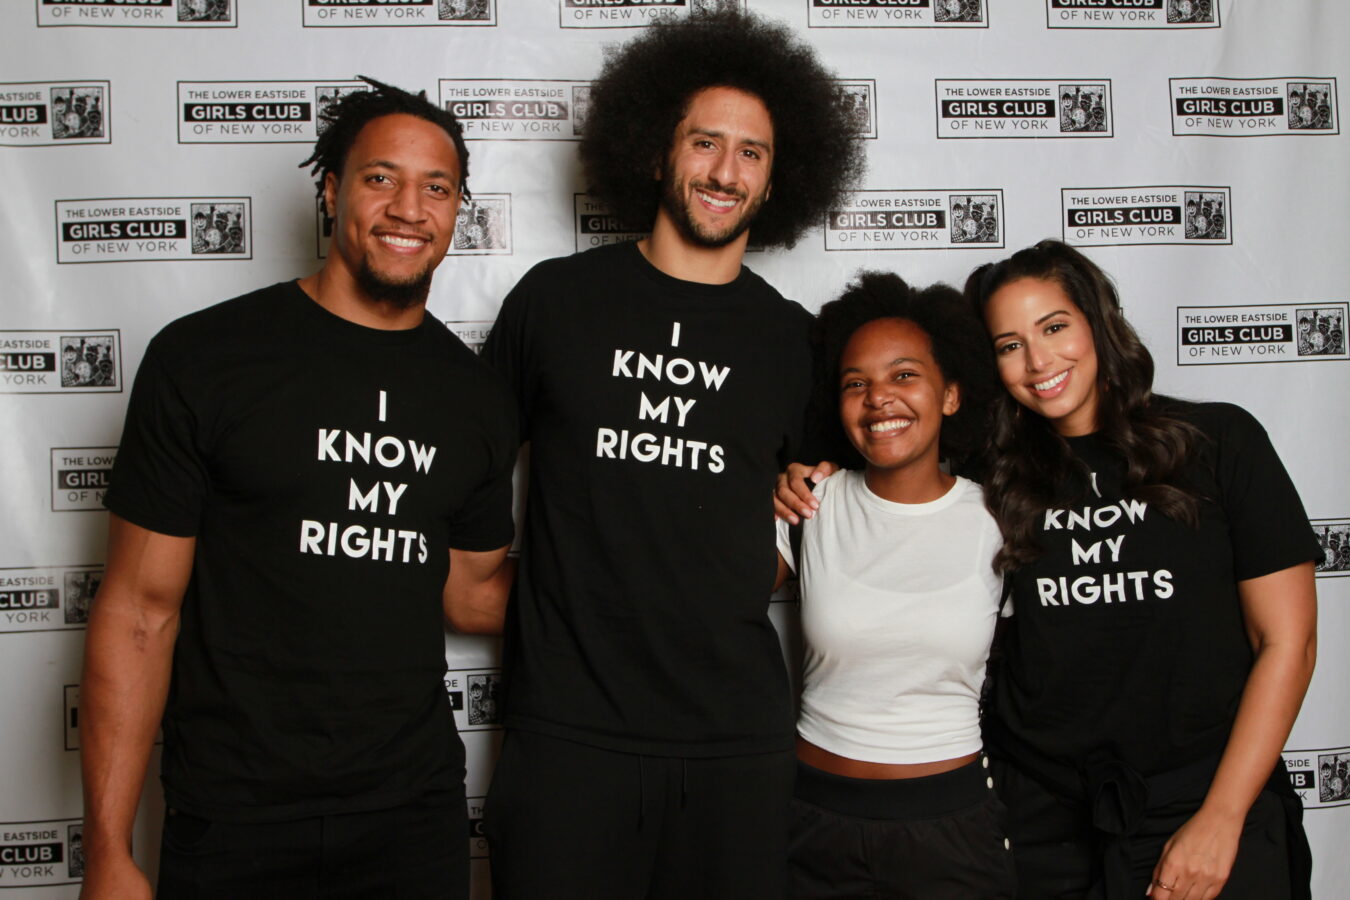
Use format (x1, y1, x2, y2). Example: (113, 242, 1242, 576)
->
(365, 173, 393, 187)
(995, 340, 1021, 355)
(425, 183, 453, 198)
(840, 377, 865, 392)
(1045, 320, 1069, 335)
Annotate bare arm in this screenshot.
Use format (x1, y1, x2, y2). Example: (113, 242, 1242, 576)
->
(79, 514, 194, 900)
(443, 545, 515, 635)
(1148, 561, 1317, 899)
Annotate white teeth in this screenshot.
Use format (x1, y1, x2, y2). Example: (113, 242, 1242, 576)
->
(869, 419, 912, 433)
(1033, 371, 1069, 391)
(379, 234, 425, 248)
(697, 191, 736, 209)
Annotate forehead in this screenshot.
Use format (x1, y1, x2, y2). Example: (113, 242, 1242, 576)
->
(676, 86, 773, 143)
(987, 277, 1076, 320)
(341, 113, 461, 178)
(842, 318, 935, 365)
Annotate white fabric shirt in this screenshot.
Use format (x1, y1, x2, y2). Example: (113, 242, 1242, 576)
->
(777, 471, 1004, 764)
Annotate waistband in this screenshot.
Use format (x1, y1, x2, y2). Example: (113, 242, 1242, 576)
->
(793, 757, 990, 820)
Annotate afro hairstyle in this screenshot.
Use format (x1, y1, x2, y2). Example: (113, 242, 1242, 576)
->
(812, 271, 999, 473)
(579, 9, 866, 249)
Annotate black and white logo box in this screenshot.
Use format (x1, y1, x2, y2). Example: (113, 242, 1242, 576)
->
(936, 80, 1113, 138)
(1312, 518, 1350, 578)
(1046, 0, 1219, 29)
(37, 0, 237, 27)
(445, 668, 503, 732)
(178, 81, 367, 143)
(468, 796, 488, 859)
(1062, 186, 1231, 247)
(808, 0, 987, 29)
(303, 0, 495, 27)
(559, 0, 740, 30)
(1170, 77, 1339, 136)
(837, 80, 878, 139)
(0, 566, 102, 635)
(1177, 302, 1348, 366)
(445, 321, 493, 354)
(316, 194, 510, 258)
(1283, 749, 1350, 810)
(825, 190, 1005, 251)
(0, 81, 110, 147)
(573, 195, 647, 252)
(50, 447, 116, 512)
(0, 819, 85, 888)
(441, 79, 589, 141)
(1, 330, 122, 394)
(56, 198, 251, 263)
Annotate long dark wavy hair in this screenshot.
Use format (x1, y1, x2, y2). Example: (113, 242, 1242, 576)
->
(578, 8, 865, 249)
(814, 272, 998, 475)
(964, 240, 1204, 572)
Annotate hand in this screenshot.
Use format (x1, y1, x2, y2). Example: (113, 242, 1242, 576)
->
(1146, 805, 1243, 900)
(79, 851, 152, 900)
(773, 461, 838, 524)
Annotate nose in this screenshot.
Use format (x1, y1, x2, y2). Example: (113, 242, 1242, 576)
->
(1025, 339, 1052, 373)
(387, 181, 428, 224)
(708, 147, 739, 191)
(865, 381, 894, 409)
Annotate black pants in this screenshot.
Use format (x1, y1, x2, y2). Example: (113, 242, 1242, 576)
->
(789, 757, 1017, 899)
(156, 790, 468, 900)
(483, 729, 796, 900)
(993, 758, 1297, 900)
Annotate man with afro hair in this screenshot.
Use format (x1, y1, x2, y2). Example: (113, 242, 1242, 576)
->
(480, 10, 864, 898)
(79, 78, 516, 899)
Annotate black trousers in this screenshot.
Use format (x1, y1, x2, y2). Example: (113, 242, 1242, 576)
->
(993, 758, 1298, 900)
(788, 757, 1017, 899)
(156, 789, 468, 900)
(483, 729, 796, 900)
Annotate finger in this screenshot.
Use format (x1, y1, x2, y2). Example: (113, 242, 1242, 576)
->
(773, 495, 800, 525)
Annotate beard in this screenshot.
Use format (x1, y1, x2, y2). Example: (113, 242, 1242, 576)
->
(355, 256, 434, 310)
(658, 169, 767, 249)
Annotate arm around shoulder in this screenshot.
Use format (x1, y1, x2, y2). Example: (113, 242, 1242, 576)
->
(79, 514, 194, 899)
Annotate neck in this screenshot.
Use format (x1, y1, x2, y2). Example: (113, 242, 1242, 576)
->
(638, 212, 748, 285)
(297, 260, 426, 331)
(863, 461, 955, 505)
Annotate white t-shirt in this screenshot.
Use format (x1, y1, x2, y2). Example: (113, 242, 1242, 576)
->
(777, 471, 1004, 765)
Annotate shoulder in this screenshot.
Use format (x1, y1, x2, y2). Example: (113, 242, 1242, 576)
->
(1152, 396, 1267, 443)
(738, 265, 812, 326)
(147, 282, 295, 366)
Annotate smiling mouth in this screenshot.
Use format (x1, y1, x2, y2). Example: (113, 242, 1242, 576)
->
(868, 418, 913, 434)
(1033, 370, 1069, 392)
(695, 189, 739, 211)
(377, 233, 430, 250)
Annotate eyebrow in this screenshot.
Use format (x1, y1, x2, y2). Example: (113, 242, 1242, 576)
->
(840, 356, 923, 375)
(991, 309, 1072, 341)
(687, 127, 772, 153)
(358, 159, 456, 181)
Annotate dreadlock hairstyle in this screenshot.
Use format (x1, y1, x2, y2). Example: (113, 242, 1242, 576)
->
(579, 8, 866, 249)
(300, 75, 471, 224)
(964, 240, 1204, 573)
(812, 272, 999, 476)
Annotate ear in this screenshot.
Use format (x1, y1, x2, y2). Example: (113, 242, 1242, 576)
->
(322, 171, 339, 221)
(942, 381, 961, 417)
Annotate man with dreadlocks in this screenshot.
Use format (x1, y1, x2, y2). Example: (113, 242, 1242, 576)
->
(479, 10, 864, 898)
(78, 77, 516, 900)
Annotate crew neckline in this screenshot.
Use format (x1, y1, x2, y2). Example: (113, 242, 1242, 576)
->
(847, 469, 969, 517)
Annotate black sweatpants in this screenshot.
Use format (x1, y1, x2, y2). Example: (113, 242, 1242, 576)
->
(483, 729, 796, 900)
(788, 757, 1017, 899)
(992, 758, 1299, 900)
(156, 789, 468, 900)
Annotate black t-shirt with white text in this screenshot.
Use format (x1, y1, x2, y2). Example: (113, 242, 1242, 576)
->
(988, 400, 1322, 777)
(482, 241, 813, 756)
(105, 281, 517, 822)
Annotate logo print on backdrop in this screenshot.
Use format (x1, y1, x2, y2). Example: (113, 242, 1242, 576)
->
(1283, 750, 1350, 809)
(1170, 77, 1340, 136)
(50, 447, 116, 512)
(302, 0, 496, 26)
(315, 195, 511, 258)
(179, 81, 366, 143)
(1046, 0, 1218, 29)
(0, 818, 83, 888)
(468, 796, 488, 858)
(0, 82, 111, 147)
(36, 0, 236, 27)
(440, 79, 587, 141)
(573, 195, 648, 252)
(0, 566, 102, 634)
(0, 331, 122, 394)
(1312, 520, 1350, 577)
(824, 190, 1005, 252)
(1061, 186, 1232, 247)
(1177, 302, 1349, 366)
(559, 0, 744, 29)
(445, 322, 493, 355)
(56, 198, 252, 263)
(837, 80, 878, 139)
(445, 668, 503, 732)
(936, 80, 1113, 139)
(807, 0, 987, 29)
(315, 85, 371, 135)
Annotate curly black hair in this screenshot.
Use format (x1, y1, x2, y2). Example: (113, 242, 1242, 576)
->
(813, 271, 999, 474)
(299, 75, 471, 218)
(579, 9, 865, 249)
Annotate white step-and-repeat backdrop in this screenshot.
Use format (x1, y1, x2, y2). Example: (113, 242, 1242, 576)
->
(1, 1, 1345, 896)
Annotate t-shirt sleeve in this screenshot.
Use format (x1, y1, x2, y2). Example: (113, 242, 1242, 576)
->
(102, 341, 207, 537)
(1207, 403, 1324, 580)
(775, 515, 796, 574)
(778, 302, 818, 468)
(481, 271, 535, 441)
(444, 396, 519, 553)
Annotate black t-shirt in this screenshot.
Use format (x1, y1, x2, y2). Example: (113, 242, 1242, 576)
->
(482, 241, 813, 756)
(104, 281, 517, 822)
(988, 400, 1322, 777)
